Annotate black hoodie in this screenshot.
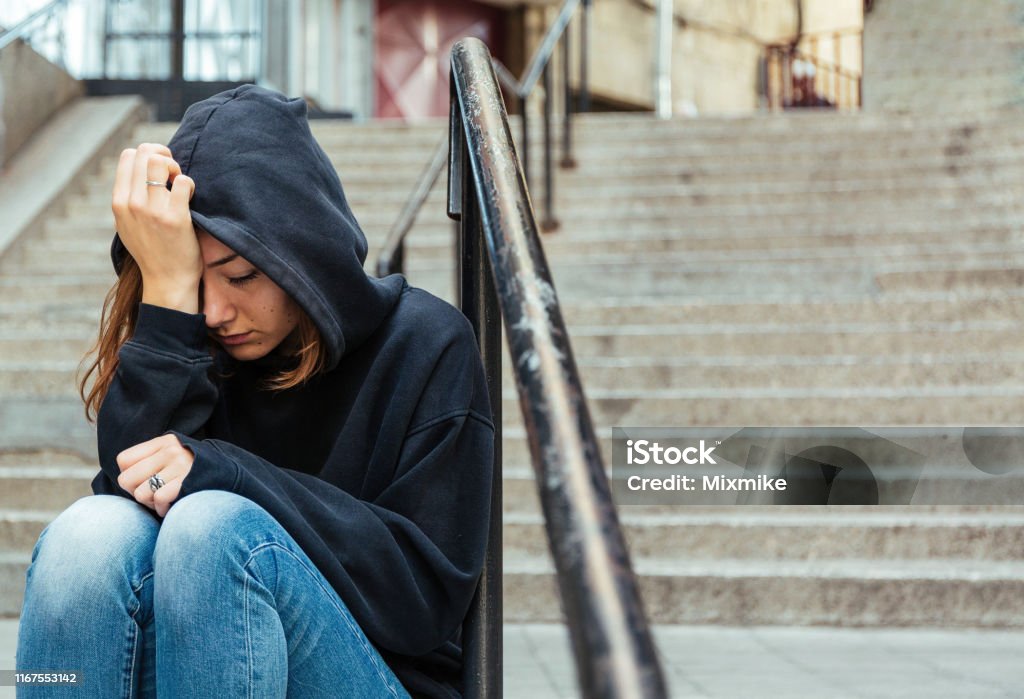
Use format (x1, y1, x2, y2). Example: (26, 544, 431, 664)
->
(91, 85, 495, 698)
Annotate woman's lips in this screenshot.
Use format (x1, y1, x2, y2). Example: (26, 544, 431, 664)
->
(218, 332, 251, 346)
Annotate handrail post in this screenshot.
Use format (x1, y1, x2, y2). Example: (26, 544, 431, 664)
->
(561, 28, 576, 168)
(521, 95, 531, 192)
(449, 80, 504, 699)
(393, 239, 405, 278)
(542, 62, 558, 231)
(580, 0, 591, 113)
(655, 0, 673, 119)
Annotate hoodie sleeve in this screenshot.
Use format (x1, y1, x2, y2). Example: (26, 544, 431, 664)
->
(166, 333, 495, 657)
(168, 409, 494, 656)
(92, 303, 218, 498)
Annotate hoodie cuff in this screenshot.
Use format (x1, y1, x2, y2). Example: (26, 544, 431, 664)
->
(170, 432, 241, 501)
(130, 303, 210, 360)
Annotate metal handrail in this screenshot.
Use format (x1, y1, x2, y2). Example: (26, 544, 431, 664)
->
(375, 0, 590, 279)
(0, 0, 66, 52)
(511, 0, 579, 97)
(450, 37, 668, 699)
(493, 0, 583, 233)
(375, 135, 448, 278)
(777, 45, 862, 82)
(763, 30, 864, 110)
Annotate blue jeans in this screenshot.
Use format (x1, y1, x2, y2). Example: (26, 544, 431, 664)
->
(16, 491, 411, 698)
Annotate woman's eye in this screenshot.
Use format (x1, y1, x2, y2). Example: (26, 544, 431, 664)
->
(228, 272, 260, 286)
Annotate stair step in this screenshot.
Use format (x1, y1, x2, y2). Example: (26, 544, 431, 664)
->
(0, 464, 95, 511)
(7, 288, 1020, 326)
(8, 389, 1024, 460)
(4, 506, 1024, 560)
(13, 356, 1024, 397)
(16, 241, 1024, 277)
(502, 511, 1024, 560)
(503, 554, 1024, 625)
(3, 320, 1024, 360)
(17, 230, 1024, 269)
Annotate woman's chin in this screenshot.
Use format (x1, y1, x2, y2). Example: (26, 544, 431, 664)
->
(221, 342, 269, 361)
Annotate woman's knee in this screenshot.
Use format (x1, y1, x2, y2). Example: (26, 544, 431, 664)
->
(25, 495, 159, 607)
(155, 490, 272, 567)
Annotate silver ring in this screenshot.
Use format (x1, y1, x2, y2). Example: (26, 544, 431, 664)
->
(148, 474, 166, 492)
(145, 180, 166, 187)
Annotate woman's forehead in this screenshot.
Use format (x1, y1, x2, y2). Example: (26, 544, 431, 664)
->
(197, 228, 242, 262)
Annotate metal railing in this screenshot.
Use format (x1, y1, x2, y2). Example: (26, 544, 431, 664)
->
(450, 37, 668, 699)
(762, 29, 864, 110)
(374, 136, 448, 279)
(0, 0, 68, 62)
(493, 0, 589, 232)
(376, 0, 591, 278)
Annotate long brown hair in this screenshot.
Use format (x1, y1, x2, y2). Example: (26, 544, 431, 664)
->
(78, 252, 327, 423)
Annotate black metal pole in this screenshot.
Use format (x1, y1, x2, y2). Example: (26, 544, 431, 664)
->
(542, 62, 558, 231)
(521, 95, 530, 193)
(393, 239, 405, 278)
(449, 77, 503, 699)
(561, 30, 575, 169)
(171, 0, 184, 80)
(458, 151, 504, 699)
(580, 0, 592, 113)
(171, 0, 185, 115)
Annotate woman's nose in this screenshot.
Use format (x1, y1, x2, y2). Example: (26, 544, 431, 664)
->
(201, 285, 235, 328)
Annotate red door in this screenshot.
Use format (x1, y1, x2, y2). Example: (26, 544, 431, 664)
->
(374, 0, 506, 119)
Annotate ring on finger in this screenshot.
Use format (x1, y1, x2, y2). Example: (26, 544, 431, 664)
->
(145, 180, 167, 187)
(148, 474, 166, 492)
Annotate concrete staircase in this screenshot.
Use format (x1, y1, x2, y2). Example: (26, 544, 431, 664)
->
(4, 107, 1024, 628)
(863, 0, 1024, 112)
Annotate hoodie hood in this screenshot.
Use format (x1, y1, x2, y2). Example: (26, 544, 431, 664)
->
(112, 84, 404, 371)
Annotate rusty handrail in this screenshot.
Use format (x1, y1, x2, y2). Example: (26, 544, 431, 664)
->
(450, 37, 668, 699)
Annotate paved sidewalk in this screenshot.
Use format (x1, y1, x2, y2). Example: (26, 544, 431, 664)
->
(1, 619, 1022, 697)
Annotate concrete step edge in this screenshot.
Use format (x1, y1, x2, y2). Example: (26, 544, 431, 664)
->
(503, 552, 1024, 579)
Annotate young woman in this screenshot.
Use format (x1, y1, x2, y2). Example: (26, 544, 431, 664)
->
(15, 85, 494, 698)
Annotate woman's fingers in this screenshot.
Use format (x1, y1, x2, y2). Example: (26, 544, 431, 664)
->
(116, 435, 165, 472)
(170, 173, 195, 207)
(131, 154, 171, 208)
(126, 450, 188, 507)
(110, 143, 202, 294)
(114, 144, 175, 214)
(147, 155, 181, 191)
(152, 477, 184, 518)
(117, 434, 194, 511)
(111, 148, 136, 217)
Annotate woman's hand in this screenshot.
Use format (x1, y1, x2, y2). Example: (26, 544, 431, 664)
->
(116, 434, 196, 518)
(112, 143, 201, 313)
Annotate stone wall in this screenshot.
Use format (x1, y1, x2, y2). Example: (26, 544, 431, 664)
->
(0, 37, 82, 168)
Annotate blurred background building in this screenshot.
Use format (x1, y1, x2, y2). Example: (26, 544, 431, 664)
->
(0, 0, 862, 124)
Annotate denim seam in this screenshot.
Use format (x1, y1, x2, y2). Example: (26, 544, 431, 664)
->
(243, 542, 405, 698)
(244, 571, 254, 699)
(127, 571, 154, 699)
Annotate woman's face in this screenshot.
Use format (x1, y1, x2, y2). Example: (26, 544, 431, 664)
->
(197, 229, 301, 360)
